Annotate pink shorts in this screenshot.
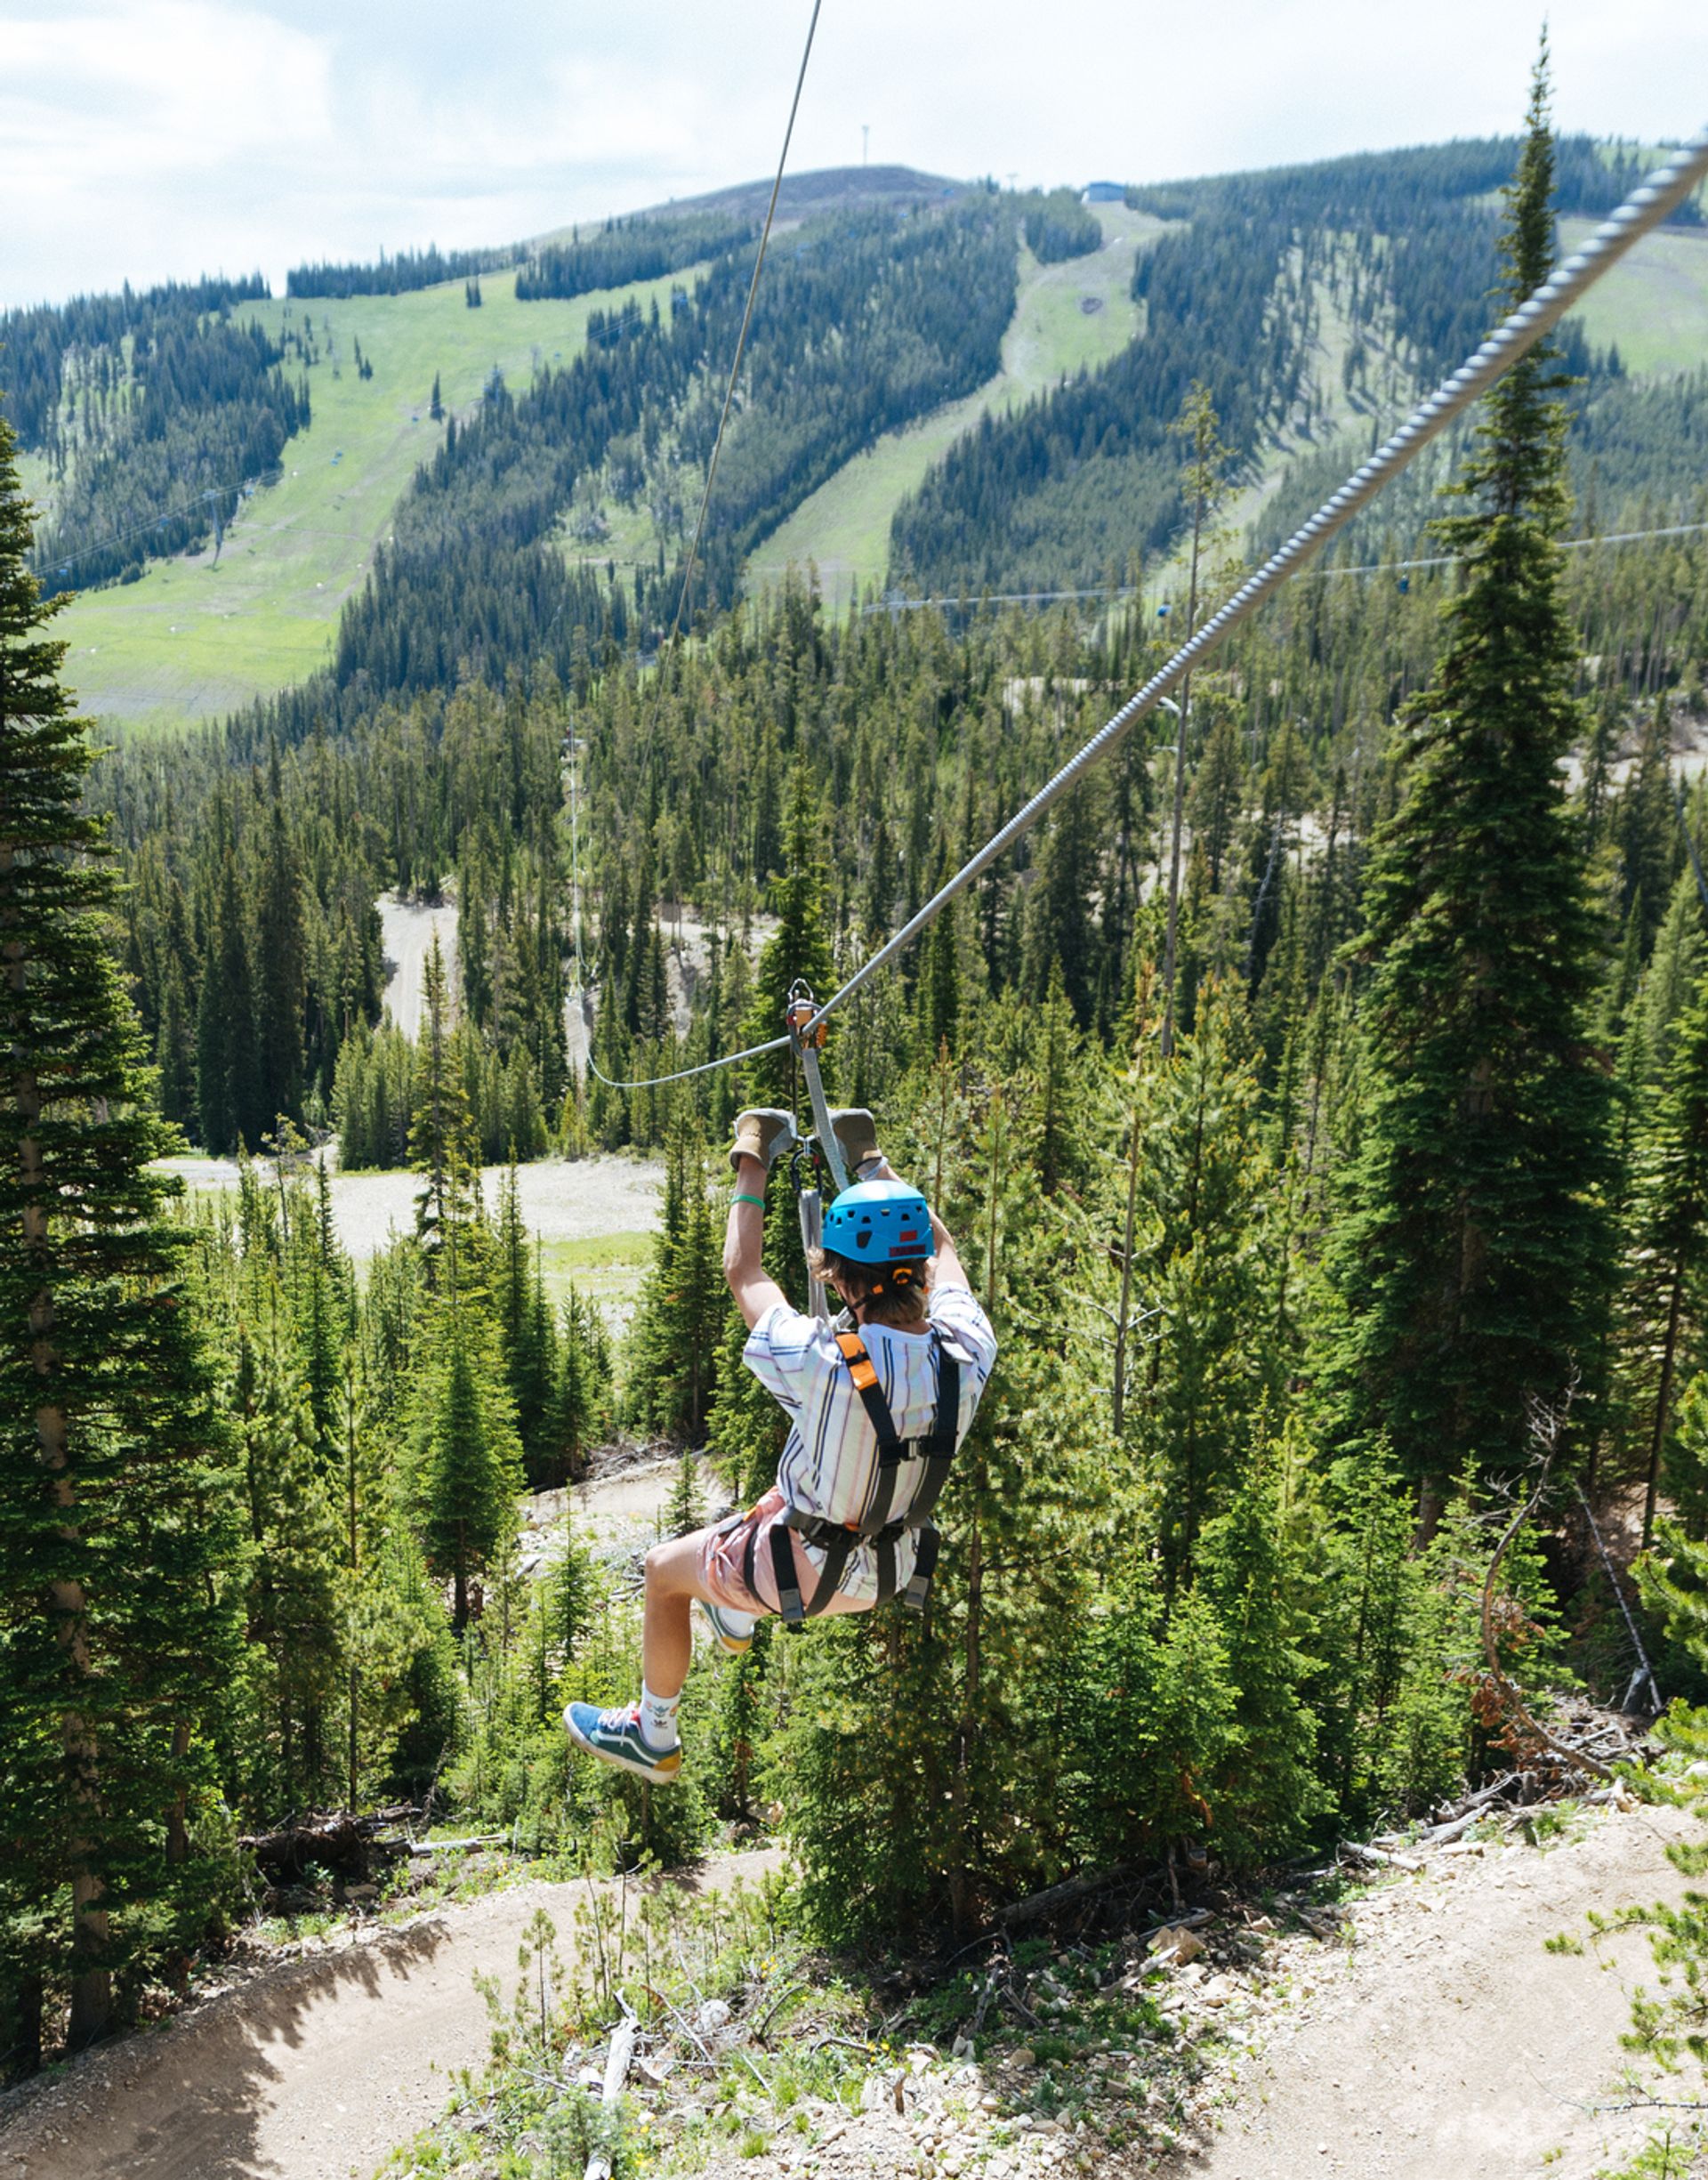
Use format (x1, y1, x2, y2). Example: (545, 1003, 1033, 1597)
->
(696, 1487, 874, 1619)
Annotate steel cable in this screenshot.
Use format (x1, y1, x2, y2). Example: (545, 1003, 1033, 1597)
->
(804, 126, 1708, 1038)
(575, 126, 1708, 1092)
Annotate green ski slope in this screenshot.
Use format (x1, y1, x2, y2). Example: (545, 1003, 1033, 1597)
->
(47, 266, 696, 734)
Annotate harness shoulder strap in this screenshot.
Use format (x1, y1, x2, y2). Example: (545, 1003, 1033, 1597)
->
(834, 1330, 901, 1449)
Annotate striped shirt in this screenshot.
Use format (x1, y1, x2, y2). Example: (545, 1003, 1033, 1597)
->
(742, 1282, 999, 1603)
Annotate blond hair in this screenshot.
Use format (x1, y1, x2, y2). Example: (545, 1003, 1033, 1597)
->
(806, 1247, 933, 1330)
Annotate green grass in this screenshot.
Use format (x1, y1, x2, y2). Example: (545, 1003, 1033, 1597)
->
(746, 206, 1169, 610)
(1561, 216, 1708, 376)
(48, 264, 701, 735)
(539, 1229, 653, 1308)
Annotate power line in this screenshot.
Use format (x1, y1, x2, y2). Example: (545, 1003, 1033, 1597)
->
(857, 519, 1708, 615)
(1317, 519, 1708, 579)
(35, 469, 270, 580)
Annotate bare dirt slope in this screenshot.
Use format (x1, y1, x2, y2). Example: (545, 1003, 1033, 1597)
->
(1194, 1800, 1699, 2180)
(0, 1851, 778, 2180)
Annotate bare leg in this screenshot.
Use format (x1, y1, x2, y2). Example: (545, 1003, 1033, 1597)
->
(641, 1530, 727, 1700)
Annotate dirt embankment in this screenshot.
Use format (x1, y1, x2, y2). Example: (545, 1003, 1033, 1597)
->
(1188, 1798, 1699, 2180)
(1, 1800, 1696, 2180)
(0, 1852, 780, 2180)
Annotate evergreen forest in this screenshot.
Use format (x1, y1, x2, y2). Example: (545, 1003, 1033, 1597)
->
(10, 78, 1708, 2180)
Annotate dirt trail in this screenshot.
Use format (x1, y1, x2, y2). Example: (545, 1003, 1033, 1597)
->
(0, 1851, 778, 2180)
(1194, 1800, 1699, 2180)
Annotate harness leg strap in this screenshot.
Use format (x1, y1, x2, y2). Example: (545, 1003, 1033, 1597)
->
(769, 1524, 806, 1626)
(903, 1525, 939, 1612)
(772, 1519, 858, 1625)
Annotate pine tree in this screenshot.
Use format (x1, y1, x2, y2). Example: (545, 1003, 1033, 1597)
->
(1326, 59, 1610, 1514)
(232, 1311, 342, 1808)
(1019, 787, 1103, 1029)
(409, 931, 478, 1284)
(552, 1287, 608, 1484)
(495, 1167, 558, 1483)
(0, 399, 246, 2055)
(741, 762, 835, 1109)
(413, 1310, 522, 1629)
(1133, 987, 1284, 1594)
(196, 852, 260, 1151)
(1194, 1425, 1326, 1861)
(627, 1119, 725, 1442)
(254, 755, 307, 1129)
(1621, 966, 1708, 1545)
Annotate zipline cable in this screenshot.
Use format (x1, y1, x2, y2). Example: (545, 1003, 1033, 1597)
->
(650, 0, 824, 679)
(802, 125, 1708, 1039)
(571, 0, 823, 1095)
(861, 521, 1708, 613)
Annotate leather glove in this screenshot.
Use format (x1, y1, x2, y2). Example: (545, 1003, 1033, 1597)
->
(827, 1108, 882, 1179)
(729, 1108, 798, 1175)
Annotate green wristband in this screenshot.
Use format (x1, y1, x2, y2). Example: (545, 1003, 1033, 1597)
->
(732, 1192, 766, 1210)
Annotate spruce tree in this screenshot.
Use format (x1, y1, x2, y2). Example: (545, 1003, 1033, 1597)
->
(413, 1312, 521, 1629)
(1327, 58, 1610, 1512)
(254, 755, 307, 1128)
(741, 762, 835, 1110)
(409, 930, 478, 1283)
(0, 400, 245, 2054)
(1621, 966, 1708, 1545)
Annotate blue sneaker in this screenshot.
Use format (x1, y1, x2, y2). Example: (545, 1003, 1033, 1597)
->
(701, 1600, 755, 1656)
(563, 1701, 683, 1784)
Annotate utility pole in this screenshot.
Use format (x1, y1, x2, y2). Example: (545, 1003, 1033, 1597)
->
(862, 123, 869, 167)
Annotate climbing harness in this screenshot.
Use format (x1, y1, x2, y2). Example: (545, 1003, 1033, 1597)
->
(740, 1322, 970, 1623)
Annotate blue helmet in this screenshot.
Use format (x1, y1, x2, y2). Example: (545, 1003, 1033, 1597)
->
(821, 1178, 933, 1267)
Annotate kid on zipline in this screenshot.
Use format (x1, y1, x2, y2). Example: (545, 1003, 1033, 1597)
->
(566, 1106, 997, 1782)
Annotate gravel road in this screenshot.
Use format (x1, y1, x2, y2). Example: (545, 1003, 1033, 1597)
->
(161, 1151, 663, 1263)
(375, 894, 457, 1040)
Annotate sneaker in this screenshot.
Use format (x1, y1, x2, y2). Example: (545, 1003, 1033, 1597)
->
(563, 1700, 683, 1784)
(701, 1600, 755, 1656)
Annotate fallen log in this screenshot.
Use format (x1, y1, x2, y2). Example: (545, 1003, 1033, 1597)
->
(584, 2008, 639, 2180)
(1341, 1840, 1423, 1873)
(241, 1812, 410, 1882)
(998, 1861, 1142, 1928)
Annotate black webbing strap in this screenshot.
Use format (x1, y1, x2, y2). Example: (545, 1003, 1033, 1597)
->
(770, 1516, 857, 1627)
(903, 1525, 939, 1612)
(906, 1341, 962, 1527)
(834, 1330, 906, 1538)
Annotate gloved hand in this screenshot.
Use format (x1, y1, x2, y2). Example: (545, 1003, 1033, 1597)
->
(827, 1108, 882, 1179)
(729, 1108, 798, 1175)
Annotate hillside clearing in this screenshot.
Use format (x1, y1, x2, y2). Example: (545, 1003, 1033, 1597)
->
(746, 207, 1167, 610)
(1562, 215, 1708, 376)
(48, 264, 700, 736)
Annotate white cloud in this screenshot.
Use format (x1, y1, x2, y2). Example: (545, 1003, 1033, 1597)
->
(4, 0, 1705, 304)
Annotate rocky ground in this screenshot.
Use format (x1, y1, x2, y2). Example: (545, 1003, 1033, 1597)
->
(676, 1795, 1701, 2180)
(2, 1773, 1697, 2180)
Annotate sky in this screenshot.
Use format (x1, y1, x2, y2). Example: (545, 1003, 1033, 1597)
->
(4, 0, 1706, 307)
